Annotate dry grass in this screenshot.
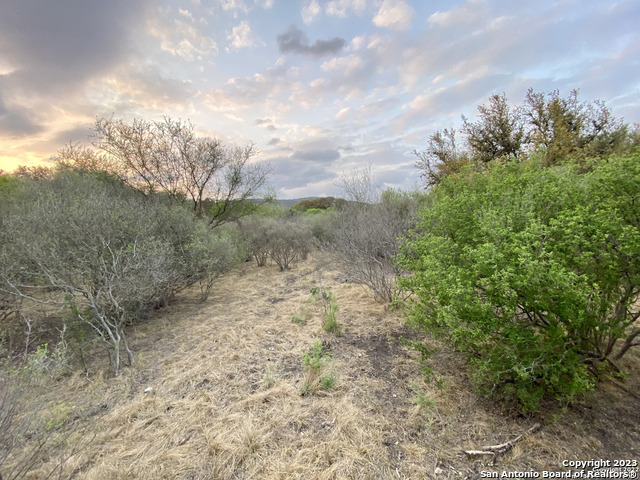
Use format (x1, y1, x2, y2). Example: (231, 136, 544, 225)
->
(2, 253, 639, 479)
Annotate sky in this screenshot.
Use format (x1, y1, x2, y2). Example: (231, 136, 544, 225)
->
(0, 0, 638, 198)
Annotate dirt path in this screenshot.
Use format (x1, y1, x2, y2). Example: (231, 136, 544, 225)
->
(8, 255, 640, 479)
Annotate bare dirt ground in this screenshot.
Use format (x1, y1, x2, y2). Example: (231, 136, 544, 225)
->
(4, 254, 639, 479)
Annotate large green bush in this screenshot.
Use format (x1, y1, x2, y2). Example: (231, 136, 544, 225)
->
(399, 154, 640, 411)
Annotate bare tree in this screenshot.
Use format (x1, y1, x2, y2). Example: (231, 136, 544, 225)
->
(330, 167, 421, 302)
(336, 164, 380, 204)
(267, 218, 312, 271)
(55, 117, 270, 223)
(329, 200, 414, 302)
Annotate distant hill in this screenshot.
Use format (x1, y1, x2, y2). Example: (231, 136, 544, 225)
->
(276, 197, 318, 208)
(246, 197, 343, 209)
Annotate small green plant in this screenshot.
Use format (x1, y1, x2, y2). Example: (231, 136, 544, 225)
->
(301, 340, 335, 395)
(320, 371, 336, 390)
(310, 287, 340, 334)
(292, 296, 314, 325)
(264, 368, 276, 389)
(409, 380, 436, 410)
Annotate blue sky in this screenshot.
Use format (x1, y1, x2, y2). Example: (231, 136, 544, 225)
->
(1, 0, 638, 197)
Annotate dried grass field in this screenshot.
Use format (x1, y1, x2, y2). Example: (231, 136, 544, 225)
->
(4, 253, 639, 479)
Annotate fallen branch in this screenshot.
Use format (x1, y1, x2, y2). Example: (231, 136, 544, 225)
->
(464, 423, 541, 457)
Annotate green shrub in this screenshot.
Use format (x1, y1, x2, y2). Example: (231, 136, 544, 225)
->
(311, 287, 340, 334)
(399, 154, 640, 411)
(301, 340, 335, 395)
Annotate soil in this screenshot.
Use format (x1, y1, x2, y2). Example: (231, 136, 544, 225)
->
(2, 254, 639, 479)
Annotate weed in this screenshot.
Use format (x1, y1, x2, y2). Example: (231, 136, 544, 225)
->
(409, 380, 435, 410)
(301, 340, 335, 395)
(292, 296, 315, 325)
(264, 368, 276, 389)
(310, 286, 340, 334)
(320, 372, 336, 390)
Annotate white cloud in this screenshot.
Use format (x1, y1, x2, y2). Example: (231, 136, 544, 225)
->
(228, 21, 255, 49)
(335, 107, 351, 119)
(302, 0, 322, 24)
(178, 8, 195, 21)
(148, 14, 217, 61)
(428, 0, 485, 28)
(220, 0, 248, 13)
(350, 35, 366, 51)
(372, 0, 413, 31)
(321, 54, 363, 74)
(326, 0, 368, 18)
(204, 88, 247, 112)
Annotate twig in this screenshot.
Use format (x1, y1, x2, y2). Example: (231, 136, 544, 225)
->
(464, 423, 541, 457)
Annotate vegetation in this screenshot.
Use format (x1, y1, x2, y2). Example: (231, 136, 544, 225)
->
(400, 154, 640, 410)
(0, 90, 639, 476)
(300, 339, 335, 395)
(414, 89, 639, 188)
(0, 168, 248, 376)
(290, 196, 346, 213)
(240, 215, 312, 271)
(55, 116, 270, 224)
(327, 187, 425, 303)
(311, 287, 340, 334)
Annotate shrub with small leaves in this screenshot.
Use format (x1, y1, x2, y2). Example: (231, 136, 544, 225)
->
(399, 154, 640, 411)
(301, 340, 335, 395)
(311, 287, 340, 334)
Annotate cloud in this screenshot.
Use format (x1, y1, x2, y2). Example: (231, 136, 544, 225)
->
(335, 107, 351, 119)
(326, 0, 368, 18)
(96, 65, 194, 113)
(228, 21, 256, 49)
(277, 25, 346, 57)
(0, 97, 43, 138)
(373, 0, 413, 31)
(0, 1, 151, 93)
(220, 0, 249, 13)
(302, 0, 322, 24)
(428, 0, 484, 29)
(204, 60, 296, 115)
(321, 54, 363, 74)
(0, 0, 152, 147)
(148, 11, 217, 61)
(291, 148, 341, 163)
(270, 155, 339, 194)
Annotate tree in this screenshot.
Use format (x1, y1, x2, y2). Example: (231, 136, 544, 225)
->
(415, 90, 635, 189)
(413, 128, 471, 188)
(267, 218, 312, 271)
(462, 93, 525, 163)
(399, 154, 640, 411)
(327, 184, 424, 303)
(524, 88, 629, 165)
(336, 164, 380, 204)
(55, 117, 270, 223)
